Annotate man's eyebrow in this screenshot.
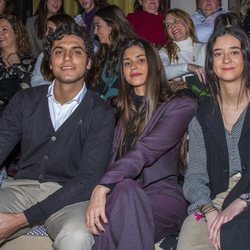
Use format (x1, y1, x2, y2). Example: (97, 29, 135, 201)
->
(52, 46, 85, 52)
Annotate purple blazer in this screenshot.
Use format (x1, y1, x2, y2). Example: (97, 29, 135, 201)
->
(100, 96, 196, 188)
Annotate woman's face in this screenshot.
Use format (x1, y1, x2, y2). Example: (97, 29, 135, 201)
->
(122, 45, 148, 96)
(47, 0, 62, 15)
(0, 18, 16, 50)
(198, 0, 220, 16)
(0, 0, 6, 14)
(78, 0, 95, 13)
(212, 34, 244, 84)
(139, 0, 159, 15)
(164, 13, 189, 42)
(93, 16, 111, 45)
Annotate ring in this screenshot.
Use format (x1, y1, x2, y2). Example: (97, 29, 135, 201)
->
(95, 216, 99, 220)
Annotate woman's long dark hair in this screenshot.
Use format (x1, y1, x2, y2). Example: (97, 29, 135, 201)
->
(205, 26, 250, 103)
(35, 0, 64, 39)
(88, 5, 136, 88)
(117, 39, 174, 152)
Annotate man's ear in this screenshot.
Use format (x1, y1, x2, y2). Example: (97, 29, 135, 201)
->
(87, 59, 92, 70)
(49, 60, 52, 70)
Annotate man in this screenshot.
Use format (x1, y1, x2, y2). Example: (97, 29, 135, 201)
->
(0, 24, 115, 250)
(192, 0, 224, 42)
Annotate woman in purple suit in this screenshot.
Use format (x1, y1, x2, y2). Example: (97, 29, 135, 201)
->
(86, 38, 196, 249)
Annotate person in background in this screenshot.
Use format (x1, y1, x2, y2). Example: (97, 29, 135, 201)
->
(0, 23, 115, 250)
(177, 26, 250, 250)
(31, 13, 76, 87)
(159, 9, 206, 86)
(25, 0, 64, 58)
(74, 0, 109, 53)
(74, 0, 108, 34)
(0, 0, 13, 15)
(88, 5, 136, 101)
(86, 38, 195, 250)
(0, 14, 34, 112)
(127, 0, 167, 47)
(214, 12, 244, 32)
(192, 0, 224, 43)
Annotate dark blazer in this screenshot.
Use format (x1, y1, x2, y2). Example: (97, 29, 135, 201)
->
(0, 85, 115, 225)
(100, 96, 196, 189)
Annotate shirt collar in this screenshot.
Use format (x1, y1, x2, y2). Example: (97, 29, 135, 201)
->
(47, 80, 87, 104)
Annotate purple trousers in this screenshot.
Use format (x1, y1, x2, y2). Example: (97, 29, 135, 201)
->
(93, 179, 187, 250)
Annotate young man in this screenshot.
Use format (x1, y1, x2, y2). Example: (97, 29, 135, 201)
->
(0, 24, 115, 250)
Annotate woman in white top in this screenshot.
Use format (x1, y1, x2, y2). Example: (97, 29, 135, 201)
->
(159, 8, 206, 83)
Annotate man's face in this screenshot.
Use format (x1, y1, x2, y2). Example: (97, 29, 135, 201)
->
(198, 0, 220, 16)
(50, 34, 89, 85)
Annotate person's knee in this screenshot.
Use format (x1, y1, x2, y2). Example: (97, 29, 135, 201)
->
(54, 229, 94, 250)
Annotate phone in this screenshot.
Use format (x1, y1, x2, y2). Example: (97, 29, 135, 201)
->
(184, 75, 211, 97)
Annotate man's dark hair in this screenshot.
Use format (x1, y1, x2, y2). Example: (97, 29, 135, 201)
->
(44, 23, 94, 61)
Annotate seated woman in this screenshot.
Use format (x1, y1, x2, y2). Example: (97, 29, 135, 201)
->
(86, 38, 196, 249)
(31, 13, 76, 87)
(177, 26, 250, 250)
(127, 0, 167, 47)
(0, 14, 34, 113)
(159, 9, 206, 87)
(25, 0, 64, 58)
(88, 5, 136, 101)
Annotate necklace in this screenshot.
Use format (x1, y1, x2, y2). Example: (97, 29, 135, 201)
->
(192, 42, 196, 62)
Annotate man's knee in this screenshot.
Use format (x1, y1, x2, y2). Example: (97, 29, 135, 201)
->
(54, 228, 94, 250)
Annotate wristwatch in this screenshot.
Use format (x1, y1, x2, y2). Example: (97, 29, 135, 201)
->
(239, 193, 250, 206)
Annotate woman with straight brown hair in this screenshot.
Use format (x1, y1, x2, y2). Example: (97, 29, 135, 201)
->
(86, 38, 195, 249)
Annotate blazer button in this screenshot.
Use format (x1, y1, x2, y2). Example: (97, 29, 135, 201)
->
(51, 136, 56, 141)
(43, 155, 49, 160)
(38, 174, 43, 179)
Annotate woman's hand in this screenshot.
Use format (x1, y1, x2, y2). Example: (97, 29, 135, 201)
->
(85, 185, 111, 235)
(187, 64, 206, 83)
(204, 210, 220, 249)
(209, 198, 247, 249)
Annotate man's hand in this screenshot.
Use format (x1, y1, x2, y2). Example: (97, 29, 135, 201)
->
(0, 212, 28, 242)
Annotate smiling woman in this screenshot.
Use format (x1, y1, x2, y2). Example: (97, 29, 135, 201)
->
(177, 26, 250, 250)
(87, 5, 136, 101)
(25, 0, 64, 57)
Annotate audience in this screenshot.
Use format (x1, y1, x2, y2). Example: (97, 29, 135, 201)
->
(0, 14, 34, 113)
(127, 0, 167, 47)
(159, 9, 206, 85)
(25, 0, 64, 58)
(192, 0, 224, 42)
(88, 5, 136, 101)
(86, 38, 195, 249)
(31, 13, 76, 86)
(177, 26, 250, 250)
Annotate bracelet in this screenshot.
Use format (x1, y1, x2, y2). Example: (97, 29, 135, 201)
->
(198, 203, 217, 215)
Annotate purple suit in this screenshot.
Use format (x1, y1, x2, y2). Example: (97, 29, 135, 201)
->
(93, 96, 196, 250)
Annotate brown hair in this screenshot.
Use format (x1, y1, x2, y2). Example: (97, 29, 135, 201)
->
(34, 0, 64, 39)
(0, 14, 31, 56)
(117, 38, 174, 152)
